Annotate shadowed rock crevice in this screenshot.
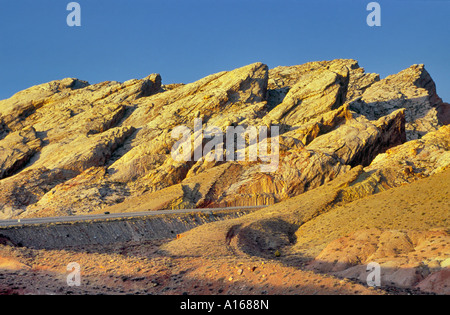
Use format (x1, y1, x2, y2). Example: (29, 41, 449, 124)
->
(0, 126, 42, 180)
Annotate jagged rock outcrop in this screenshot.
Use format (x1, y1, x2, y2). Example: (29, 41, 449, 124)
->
(0, 59, 447, 219)
(337, 124, 450, 203)
(437, 102, 450, 125)
(306, 109, 406, 167)
(307, 229, 450, 293)
(349, 64, 444, 140)
(162, 164, 449, 294)
(0, 126, 41, 179)
(209, 107, 405, 208)
(264, 63, 349, 127)
(0, 167, 77, 219)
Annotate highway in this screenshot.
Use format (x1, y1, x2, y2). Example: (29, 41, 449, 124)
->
(0, 206, 268, 227)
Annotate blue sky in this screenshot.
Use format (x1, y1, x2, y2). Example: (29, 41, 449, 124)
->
(0, 0, 449, 101)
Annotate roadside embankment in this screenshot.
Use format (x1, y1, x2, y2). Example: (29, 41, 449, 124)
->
(0, 210, 250, 250)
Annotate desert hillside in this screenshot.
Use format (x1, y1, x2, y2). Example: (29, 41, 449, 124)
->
(0, 59, 448, 219)
(0, 59, 449, 294)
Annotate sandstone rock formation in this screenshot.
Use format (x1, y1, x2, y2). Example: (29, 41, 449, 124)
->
(0, 59, 448, 220)
(307, 228, 450, 294)
(161, 165, 449, 294)
(0, 126, 41, 179)
(0, 59, 449, 294)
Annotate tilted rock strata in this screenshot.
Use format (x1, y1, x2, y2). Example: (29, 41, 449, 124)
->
(0, 60, 447, 219)
(349, 64, 444, 140)
(162, 166, 449, 294)
(1, 60, 449, 295)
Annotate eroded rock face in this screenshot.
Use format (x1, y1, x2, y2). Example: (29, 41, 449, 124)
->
(0, 167, 78, 219)
(0, 78, 89, 134)
(0, 60, 447, 219)
(340, 124, 450, 200)
(265, 64, 349, 127)
(0, 126, 41, 179)
(307, 229, 450, 293)
(349, 64, 444, 140)
(0, 74, 161, 217)
(161, 165, 449, 294)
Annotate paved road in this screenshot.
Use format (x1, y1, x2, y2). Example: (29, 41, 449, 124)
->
(0, 206, 268, 227)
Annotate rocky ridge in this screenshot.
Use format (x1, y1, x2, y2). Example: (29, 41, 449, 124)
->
(1, 59, 447, 219)
(0, 59, 449, 294)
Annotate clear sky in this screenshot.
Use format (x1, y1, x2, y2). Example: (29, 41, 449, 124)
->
(0, 0, 449, 101)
